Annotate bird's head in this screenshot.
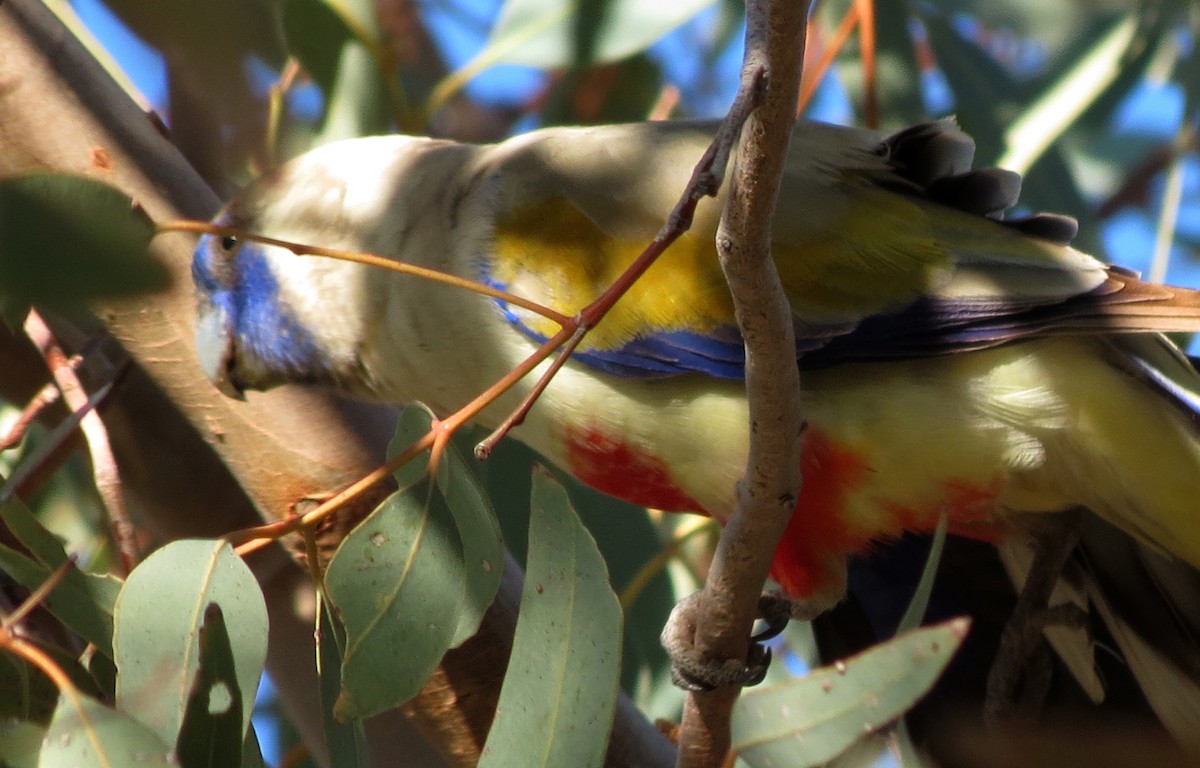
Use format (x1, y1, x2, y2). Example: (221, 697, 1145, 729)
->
(192, 223, 342, 399)
(192, 135, 478, 400)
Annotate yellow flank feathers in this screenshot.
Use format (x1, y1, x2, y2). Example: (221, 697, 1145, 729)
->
(491, 197, 735, 348)
(773, 186, 952, 318)
(491, 190, 958, 348)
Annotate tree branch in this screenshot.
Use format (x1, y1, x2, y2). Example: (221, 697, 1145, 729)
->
(675, 1, 811, 766)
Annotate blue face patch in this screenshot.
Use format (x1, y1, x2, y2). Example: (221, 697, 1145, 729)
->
(192, 233, 330, 382)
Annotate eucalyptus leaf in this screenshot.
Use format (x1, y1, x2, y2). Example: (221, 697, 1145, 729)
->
(478, 468, 622, 768)
(40, 691, 174, 768)
(732, 618, 970, 768)
(283, 0, 394, 141)
(0, 482, 79, 568)
(176, 604, 245, 768)
(113, 540, 268, 749)
(318, 603, 370, 767)
(471, 0, 714, 71)
(0, 649, 57, 723)
(324, 483, 464, 718)
(0, 175, 166, 314)
(389, 406, 504, 648)
(0, 542, 119, 654)
(477, 435, 677, 711)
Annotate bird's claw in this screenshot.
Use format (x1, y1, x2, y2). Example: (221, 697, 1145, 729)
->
(662, 591, 797, 692)
(668, 642, 772, 692)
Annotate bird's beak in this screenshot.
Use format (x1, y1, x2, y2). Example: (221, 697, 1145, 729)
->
(195, 304, 245, 400)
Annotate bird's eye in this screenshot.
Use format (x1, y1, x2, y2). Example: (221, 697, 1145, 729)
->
(220, 235, 238, 251)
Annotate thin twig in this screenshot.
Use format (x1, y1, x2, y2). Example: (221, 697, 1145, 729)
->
(0, 380, 63, 452)
(157, 220, 573, 327)
(23, 310, 138, 575)
(1, 381, 116, 504)
(676, 1, 811, 766)
(0, 556, 77, 632)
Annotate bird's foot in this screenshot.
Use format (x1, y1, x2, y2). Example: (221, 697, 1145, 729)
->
(661, 591, 803, 692)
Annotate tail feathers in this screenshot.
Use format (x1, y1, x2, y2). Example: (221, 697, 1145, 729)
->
(805, 269, 1200, 369)
(1114, 334, 1200, 428)
(1088, 270, 1200, 331)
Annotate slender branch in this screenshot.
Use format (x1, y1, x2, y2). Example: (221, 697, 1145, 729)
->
(0, 556, 77, 632)
(24, 310, 138, 575)
(0, 380, 63, 452)
(157, 220, 573, 327)
(676, 1, 811, 766)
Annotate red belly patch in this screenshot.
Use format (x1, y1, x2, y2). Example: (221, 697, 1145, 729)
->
(770, 428, 872, 597)
(560, 424, 704, 513)
(770, 430, 1004, 598)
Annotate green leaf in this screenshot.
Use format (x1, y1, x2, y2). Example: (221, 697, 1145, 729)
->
(0, 175, 166, 315)
(0, 718, 44, 768)
(0, 486, 75, 568)
(325, 424, 463, 717)
(0, 542, 120, 654)
(433, 441, 505, 648)
(283, 0, 394, 141)
(176, 604, 245, 768)
(429, 0, 713, 113)
(318, 603, 370, 767)
(483, 0, 715, 68)
(478, 434, 678, 716)
(478, 468, 622, 768)
(0, 649, 57, 723)
(731, 618, 970, 768)
(998, 12, 1153, 174)
(388, 406, 504, 649)
(113, 540, 268, 749)
(895, 511, 947, 634)
(324, 406, 503, 719)
(40, 691, 174, 768)
(326, 485, 462, 719)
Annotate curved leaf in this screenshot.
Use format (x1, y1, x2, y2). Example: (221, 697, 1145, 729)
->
(40, 691, 174, 768)
(459, 0, 713, 75)
(0, 174, 165, 321)
(732, 618, 970, 768)
(326, 405, 503, 718)
(478, 468, 622, 768)
(113, 540, 267, 750)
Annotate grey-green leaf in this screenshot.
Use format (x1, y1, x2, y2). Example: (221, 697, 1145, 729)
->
(324, 486, 463, 719)
(113, 540, 268, 750)
(0, 542, 119, 655)
(478, 468, 622, 768)
(0, 174, 166, 317)
(39, 691, 174, 768)
(317, 603, 370, 767)
(732, 618, 970, 768)
(175, 604, 245, 768)
(390, 406, 504, 648)
(478, 0, 715, 70)
(436, 438, 504, 648)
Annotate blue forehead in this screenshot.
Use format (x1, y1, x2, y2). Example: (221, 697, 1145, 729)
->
(192, 233, 328, 379)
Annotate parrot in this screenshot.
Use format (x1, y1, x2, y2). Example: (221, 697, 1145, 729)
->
(191, 118, 1200, 622)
